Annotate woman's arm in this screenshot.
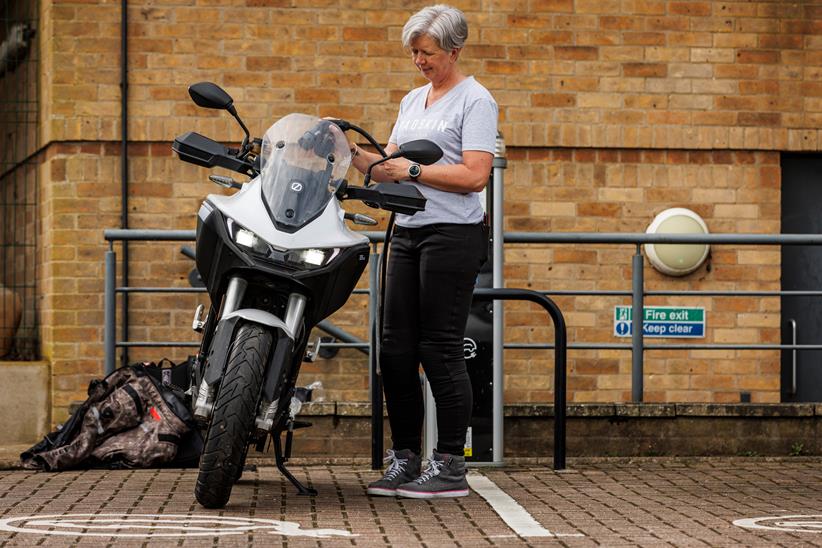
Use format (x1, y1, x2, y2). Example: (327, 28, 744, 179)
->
(381, 150, 493, 193)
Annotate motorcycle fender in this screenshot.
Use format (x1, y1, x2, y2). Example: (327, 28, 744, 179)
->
(203, 309, 294, 386)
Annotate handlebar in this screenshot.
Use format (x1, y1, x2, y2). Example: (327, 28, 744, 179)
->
(329, 119, 388, 159)
(172, 131, 257, 177)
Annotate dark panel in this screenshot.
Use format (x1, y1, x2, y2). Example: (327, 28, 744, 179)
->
(781, 153, 822, 402)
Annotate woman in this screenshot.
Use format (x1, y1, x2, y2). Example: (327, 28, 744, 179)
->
(348, 4, 498, 499)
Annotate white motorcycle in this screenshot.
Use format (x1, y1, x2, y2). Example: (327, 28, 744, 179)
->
(173, 82, 442, 508)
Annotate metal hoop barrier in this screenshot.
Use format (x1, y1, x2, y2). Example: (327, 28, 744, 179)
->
(471, 288, 567, 470)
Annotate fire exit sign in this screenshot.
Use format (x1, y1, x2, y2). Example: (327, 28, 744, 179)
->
(614, 306, 705, 338)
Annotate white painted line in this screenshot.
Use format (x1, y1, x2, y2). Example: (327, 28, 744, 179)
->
(467, 474, 583, 538)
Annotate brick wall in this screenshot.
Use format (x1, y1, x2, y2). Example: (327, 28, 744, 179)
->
(503, 148, 780, 403)
(35, 0, 822, 419)
(43, 1, 822, 149)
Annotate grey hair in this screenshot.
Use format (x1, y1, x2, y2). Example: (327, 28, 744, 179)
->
(401, 4, 468, 51)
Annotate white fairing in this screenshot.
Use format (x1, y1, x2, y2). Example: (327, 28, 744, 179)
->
(205, 113, 368, 251)
(221, 308, 294, 340)
(207, 181, 367, 250)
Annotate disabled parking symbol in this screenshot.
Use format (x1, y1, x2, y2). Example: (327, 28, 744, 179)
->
(734, 515, 822, 533)
(0, 514, 356, 539)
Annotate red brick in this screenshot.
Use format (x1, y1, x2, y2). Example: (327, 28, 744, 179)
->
(739, 80, 779, 95)
(246, 57, 291, 71)
(619, 150, 641, 163)
(759, 34, 803, 49)
(554, 46, 598, 60)
(599, 16, 642, 30)
(738, 112, 781, 127)
(623, 63, 667, 77)
(245, 0, 291, 5)
(294, 89, 340, 103)
(669, 1, 711, 16)
(531, 0, 574, 11)
(342, 27, 387, 41)
(736, 49, 780, 64)
(531, 30, 574, 44)
(623, 32, 665, 46)
(532, 93, 575, 107)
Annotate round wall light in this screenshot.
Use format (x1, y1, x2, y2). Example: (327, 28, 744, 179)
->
(645, 208, 710, 276)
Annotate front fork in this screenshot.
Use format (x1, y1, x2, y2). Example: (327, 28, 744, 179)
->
(192, 276, 306, 423)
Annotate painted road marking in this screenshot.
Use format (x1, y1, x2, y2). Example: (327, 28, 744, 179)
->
(734, 515, 822, 533)
(467, 474, 584, 538)
(0, 514, 356, 539)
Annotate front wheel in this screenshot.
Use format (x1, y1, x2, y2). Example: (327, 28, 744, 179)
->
(195, 323, 272, 508)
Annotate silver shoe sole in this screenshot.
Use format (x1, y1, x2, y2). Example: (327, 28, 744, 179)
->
(366, 487, 398, 496)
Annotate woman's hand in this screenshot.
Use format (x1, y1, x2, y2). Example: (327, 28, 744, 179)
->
(382, 158, 413, 181)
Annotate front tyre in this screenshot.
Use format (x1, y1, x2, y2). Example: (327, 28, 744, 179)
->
(195, 323, 272, 508)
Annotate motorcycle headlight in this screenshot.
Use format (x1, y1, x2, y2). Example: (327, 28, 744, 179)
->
(233, 226, 271, 256)
(227, 218, 339, 269)
(284, 247, 341, 269)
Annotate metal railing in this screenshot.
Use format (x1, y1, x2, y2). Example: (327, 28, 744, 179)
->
(504, 232, 822, 401)
(105, 229, 822, 396)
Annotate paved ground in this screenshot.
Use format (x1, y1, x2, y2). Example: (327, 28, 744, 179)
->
(0, 458, 820, 546)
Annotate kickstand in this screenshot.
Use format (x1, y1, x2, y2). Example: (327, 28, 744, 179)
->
(273, 428, 317, 496)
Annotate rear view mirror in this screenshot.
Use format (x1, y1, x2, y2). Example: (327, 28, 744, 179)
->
(188, 81, 252, 152)
(189, 82, 234, 111)
(398, 139, 443, 166)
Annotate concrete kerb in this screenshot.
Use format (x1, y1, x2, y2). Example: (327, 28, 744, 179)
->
(8, 401, 822, 470)
(0, 445, 29, 470)
(2, 447, 821, 471)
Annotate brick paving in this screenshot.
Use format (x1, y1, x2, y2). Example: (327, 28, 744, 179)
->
(0, 458, 820, 546)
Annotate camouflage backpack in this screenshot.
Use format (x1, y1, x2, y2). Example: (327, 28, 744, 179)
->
(21, 362, 200, 471)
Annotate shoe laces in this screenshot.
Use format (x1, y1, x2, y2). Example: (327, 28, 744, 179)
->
(415, 457, 444, 484)
(382, 449, 409, 481)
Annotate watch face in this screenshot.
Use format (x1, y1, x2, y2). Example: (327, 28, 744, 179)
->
(408, 163, 421, 178)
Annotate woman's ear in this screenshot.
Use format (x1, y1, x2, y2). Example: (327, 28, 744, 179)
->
(451, 48, 461, 63)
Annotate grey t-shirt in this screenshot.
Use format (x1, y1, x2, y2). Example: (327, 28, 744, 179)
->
(388, 76, 498, 227)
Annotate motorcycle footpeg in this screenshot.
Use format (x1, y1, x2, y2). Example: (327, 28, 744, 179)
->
(290, 420, 312, 430)
(303, 336, 323, 362)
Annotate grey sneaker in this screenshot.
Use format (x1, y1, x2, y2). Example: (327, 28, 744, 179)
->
(366, 449, 421, 496)
(395, 451, 469, 499)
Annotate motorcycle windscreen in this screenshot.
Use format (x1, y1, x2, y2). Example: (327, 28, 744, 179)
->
(259, 113, 351, 232)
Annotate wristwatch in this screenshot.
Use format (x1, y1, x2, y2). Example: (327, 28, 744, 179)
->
(407, 162, 421, 180)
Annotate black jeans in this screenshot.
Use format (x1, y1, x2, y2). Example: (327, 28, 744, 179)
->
(380, 222, 488, 456)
